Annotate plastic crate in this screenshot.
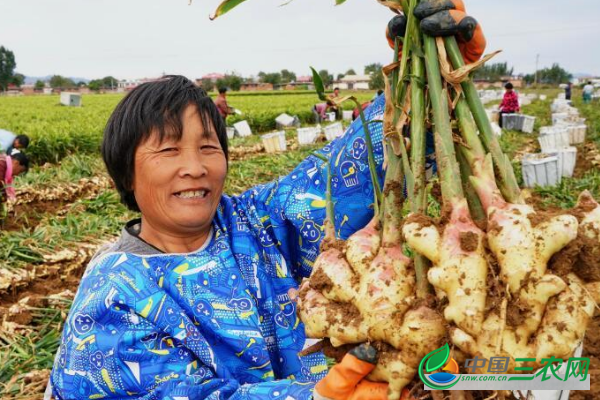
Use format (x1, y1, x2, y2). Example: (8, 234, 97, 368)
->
(551, 113, 570, 125)
(540, 126, 568, 136)
(502, 114, 522, 131)
(261, 131, 287, 153)
(342, 110, 354, 121)
(568, 125, 587, 145)
(226, 127, 235, 140)
(323, 122, 345, 141)
(555, 147, 578, 178)
(296, 127, 320, 146)
(521, 115, 536, 134)
(233, 120, 252, 137)
(538, 131, 570, 153)
(275, 113, 300, 129)
(521, 153, 561, 188)
(485, 109, 500, 124)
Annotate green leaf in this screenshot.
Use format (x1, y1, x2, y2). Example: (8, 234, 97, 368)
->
(425, 343, 450, 373)
(210, 0, 248, 20)
(335, 0, 348, 4)
(310, 67, 327, 101)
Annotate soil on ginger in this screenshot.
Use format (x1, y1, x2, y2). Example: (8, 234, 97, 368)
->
(548, 196, 600, 280)
(459, 231, 479, 252)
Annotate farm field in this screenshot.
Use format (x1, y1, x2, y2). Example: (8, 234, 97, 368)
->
(0, 88, 599, 399)
(0, 91, 374, 165)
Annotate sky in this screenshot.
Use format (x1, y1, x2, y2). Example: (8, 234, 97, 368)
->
(0, 0, 599, 81)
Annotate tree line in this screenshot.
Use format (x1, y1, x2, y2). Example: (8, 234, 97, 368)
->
(201, 64, 387, 92)
(0, 44, 576, 93)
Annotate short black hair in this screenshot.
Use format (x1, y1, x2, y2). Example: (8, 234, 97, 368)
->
(377, 89, 384, 96)
(504, 82, 514, 90)
(11, 151, 29, 172)
(333, 87, 339, 91)
(102, 75, 228, 212)
(14, 134, 30, 148)
(218, 87, 228, 94)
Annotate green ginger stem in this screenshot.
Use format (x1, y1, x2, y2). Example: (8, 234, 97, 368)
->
(423, 35, 464, 203)
(443, 36, 522, 204)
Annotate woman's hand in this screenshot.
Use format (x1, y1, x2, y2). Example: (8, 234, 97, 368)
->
(386, 0, 486, 63)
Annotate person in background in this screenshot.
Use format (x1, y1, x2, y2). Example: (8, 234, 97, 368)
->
(565, 82, 572, 101)
(0, 152, 29, 205)
(583, 81, 594, 104)
(214, 87, 235, 122)
(0, 129, 16, 154)
(498, 82, 520, 128)
(331, 87, 340, 99)
(353, 100, 372, 121)
(312, 102, 329, 123)
(330, 87, 342, 120)
(6, 134, 30, 156)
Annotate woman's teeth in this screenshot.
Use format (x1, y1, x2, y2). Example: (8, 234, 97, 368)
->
(176, 190, 207, 199)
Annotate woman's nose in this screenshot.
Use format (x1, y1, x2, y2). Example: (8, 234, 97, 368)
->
(178, 148, 208, 177)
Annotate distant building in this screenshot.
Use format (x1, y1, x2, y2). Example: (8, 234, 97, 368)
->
(117, 79, 143, 92)
(296, 75, 312, 83)
(117, 77, 160, 92)
(199, 73, 225, 83)
(21, 84, 35, 95)
(474, 75, 524, 89)
(284, 76, 314, 90)
(574, 77, 600, 87)
(240, 82, 273, 91)
(335, 75, 371, 90)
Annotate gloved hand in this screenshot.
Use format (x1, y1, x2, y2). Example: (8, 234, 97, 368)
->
(385, 0, 486, 64)
(313, 343, 388, 400)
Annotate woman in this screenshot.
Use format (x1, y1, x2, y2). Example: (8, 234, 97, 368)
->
(0, 150, 28, 202)
(49, 75, 387, 399)
(498, 82, 520, 128)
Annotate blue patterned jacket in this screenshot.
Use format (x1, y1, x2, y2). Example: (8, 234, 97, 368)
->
(50, 96, 387, 399)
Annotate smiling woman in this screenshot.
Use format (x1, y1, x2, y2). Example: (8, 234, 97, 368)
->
(49, 75, 388, 400)
(132, 106, 228, 253)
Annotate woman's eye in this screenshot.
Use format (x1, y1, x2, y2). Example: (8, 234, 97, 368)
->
(159, 147, 177, 153)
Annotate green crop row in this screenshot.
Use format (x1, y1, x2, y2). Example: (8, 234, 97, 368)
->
(0, 91, 374, 165)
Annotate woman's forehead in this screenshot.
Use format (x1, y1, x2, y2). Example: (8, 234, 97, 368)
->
(145, 110, 217, 145)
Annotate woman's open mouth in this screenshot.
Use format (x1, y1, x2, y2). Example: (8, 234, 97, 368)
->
(174, 189, 209, 199)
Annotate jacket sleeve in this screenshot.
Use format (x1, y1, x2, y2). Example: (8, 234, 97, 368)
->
(235, 95, 386, 279)
(50, 255, 316, 400)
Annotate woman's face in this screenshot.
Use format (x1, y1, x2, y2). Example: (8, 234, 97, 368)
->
(132, 105, 227, 237)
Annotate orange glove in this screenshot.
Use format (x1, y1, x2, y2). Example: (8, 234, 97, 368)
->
(314, 344, 388, 400)
(385, 0, 486, 64)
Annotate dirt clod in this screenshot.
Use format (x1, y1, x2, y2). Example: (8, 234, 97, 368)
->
(459, 231, 479, 252)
